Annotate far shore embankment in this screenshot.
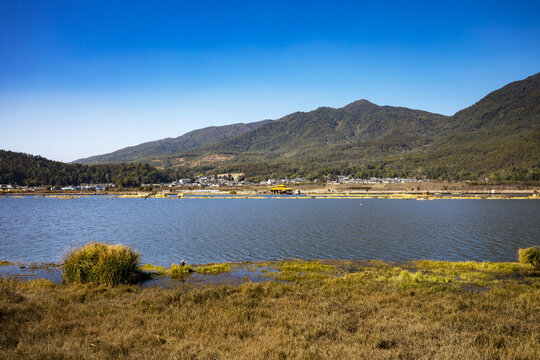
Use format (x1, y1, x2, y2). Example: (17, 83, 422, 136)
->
(3, 181, 540, 197)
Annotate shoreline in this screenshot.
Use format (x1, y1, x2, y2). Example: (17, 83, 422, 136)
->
(2, 180, 540, 197)
(2, 190, 539, 199)
(1, 258, 536, 287)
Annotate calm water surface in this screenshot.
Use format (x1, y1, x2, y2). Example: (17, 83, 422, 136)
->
(0, 196, 539, 265)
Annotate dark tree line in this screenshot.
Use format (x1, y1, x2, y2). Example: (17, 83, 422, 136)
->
(0, 150, 173, 187)
(2, 150, 538, 187)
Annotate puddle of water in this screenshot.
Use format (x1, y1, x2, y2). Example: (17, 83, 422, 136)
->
(0, 262, 276, 287)
(0, 264, 62, 283)
(141, 266, 274, 288)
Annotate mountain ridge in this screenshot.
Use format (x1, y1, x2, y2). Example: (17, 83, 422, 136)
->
(72, 72, 540, 181)
(73, 119, 272, 164)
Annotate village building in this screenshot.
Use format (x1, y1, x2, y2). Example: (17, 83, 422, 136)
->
(269, 184, 293, 194)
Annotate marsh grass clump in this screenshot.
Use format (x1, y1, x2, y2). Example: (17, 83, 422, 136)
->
(518, 246, 540, 268)
(414, 260, 525, 273)
(168, 263, 195, 277)
(270, 261, 336, 282)
(140, 263, 167, 275)
(62, 242, 140, 285)
(0, 260, 14, 266)
(196, 263, 232, 274)
(277, 261, 335, 273)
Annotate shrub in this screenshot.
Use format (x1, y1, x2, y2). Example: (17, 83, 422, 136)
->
(62, 242, 140, 285)
(518, 246, 540, 268)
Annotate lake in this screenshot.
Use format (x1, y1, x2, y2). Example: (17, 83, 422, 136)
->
(0, 195, 539, 265)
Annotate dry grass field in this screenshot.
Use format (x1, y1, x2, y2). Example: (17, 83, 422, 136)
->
(1, 259, 539, 359)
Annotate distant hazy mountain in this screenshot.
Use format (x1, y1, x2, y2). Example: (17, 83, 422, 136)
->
(73, 120, 271, 164)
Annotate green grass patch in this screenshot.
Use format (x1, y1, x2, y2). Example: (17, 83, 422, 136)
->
(139, 263, 167, 274)
(62, 242, 140, 286)
(0, 260, 14, 266)
(168, 263, 195, 277)
(518, 246, 540, 268)
(276, 261, 335, 273)
(370, 268, 456, 290)
(413, 260, 526, 273)
(196, 263, 232, 274)
(456, 271, 497, 286)
(321, 263, 509, 290)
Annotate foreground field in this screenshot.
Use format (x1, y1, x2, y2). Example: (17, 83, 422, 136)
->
(1, 260, 539, 359)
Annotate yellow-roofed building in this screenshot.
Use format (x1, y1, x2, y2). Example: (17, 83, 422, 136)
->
(269, 184, 293, 194)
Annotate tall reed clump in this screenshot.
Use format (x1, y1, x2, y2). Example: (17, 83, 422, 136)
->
(62, 242, 140, 285)
(518, 246, 540, 268)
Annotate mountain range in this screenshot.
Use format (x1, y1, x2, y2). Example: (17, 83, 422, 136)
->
(71, 72, 540, 181)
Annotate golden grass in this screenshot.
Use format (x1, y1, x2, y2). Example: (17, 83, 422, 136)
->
(1, 259, 539, 359)
(276, 261, 335, 273)
(140, 262, 233, 276)
(139, 263, 167, 274)
(518, 246, 540, 268)
(1, 264, 539, 359)
(62, 242, 140, 285)
(414, 259, 528, 273)
(0, 260, 14, 266)
(168, 263, 195, 277)
(196, 263, 232, 274)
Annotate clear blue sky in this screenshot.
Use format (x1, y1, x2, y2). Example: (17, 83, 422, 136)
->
(1, 0, 539, 162)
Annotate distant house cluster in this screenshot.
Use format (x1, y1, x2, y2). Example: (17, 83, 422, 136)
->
(259, 177, 308, 185)
(329, 176, 425, 185)
(58, 184, 109, 191)
(1, 176, 424, 192)
(0, 183, 114, 191)
(163, 175, 422, 188)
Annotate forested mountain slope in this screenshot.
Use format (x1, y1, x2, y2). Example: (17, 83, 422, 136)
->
(0, 150, 172, 187)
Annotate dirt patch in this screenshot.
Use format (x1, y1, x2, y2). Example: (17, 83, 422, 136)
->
(193, 154, 234, 166)
(217, 172, 244, 180)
